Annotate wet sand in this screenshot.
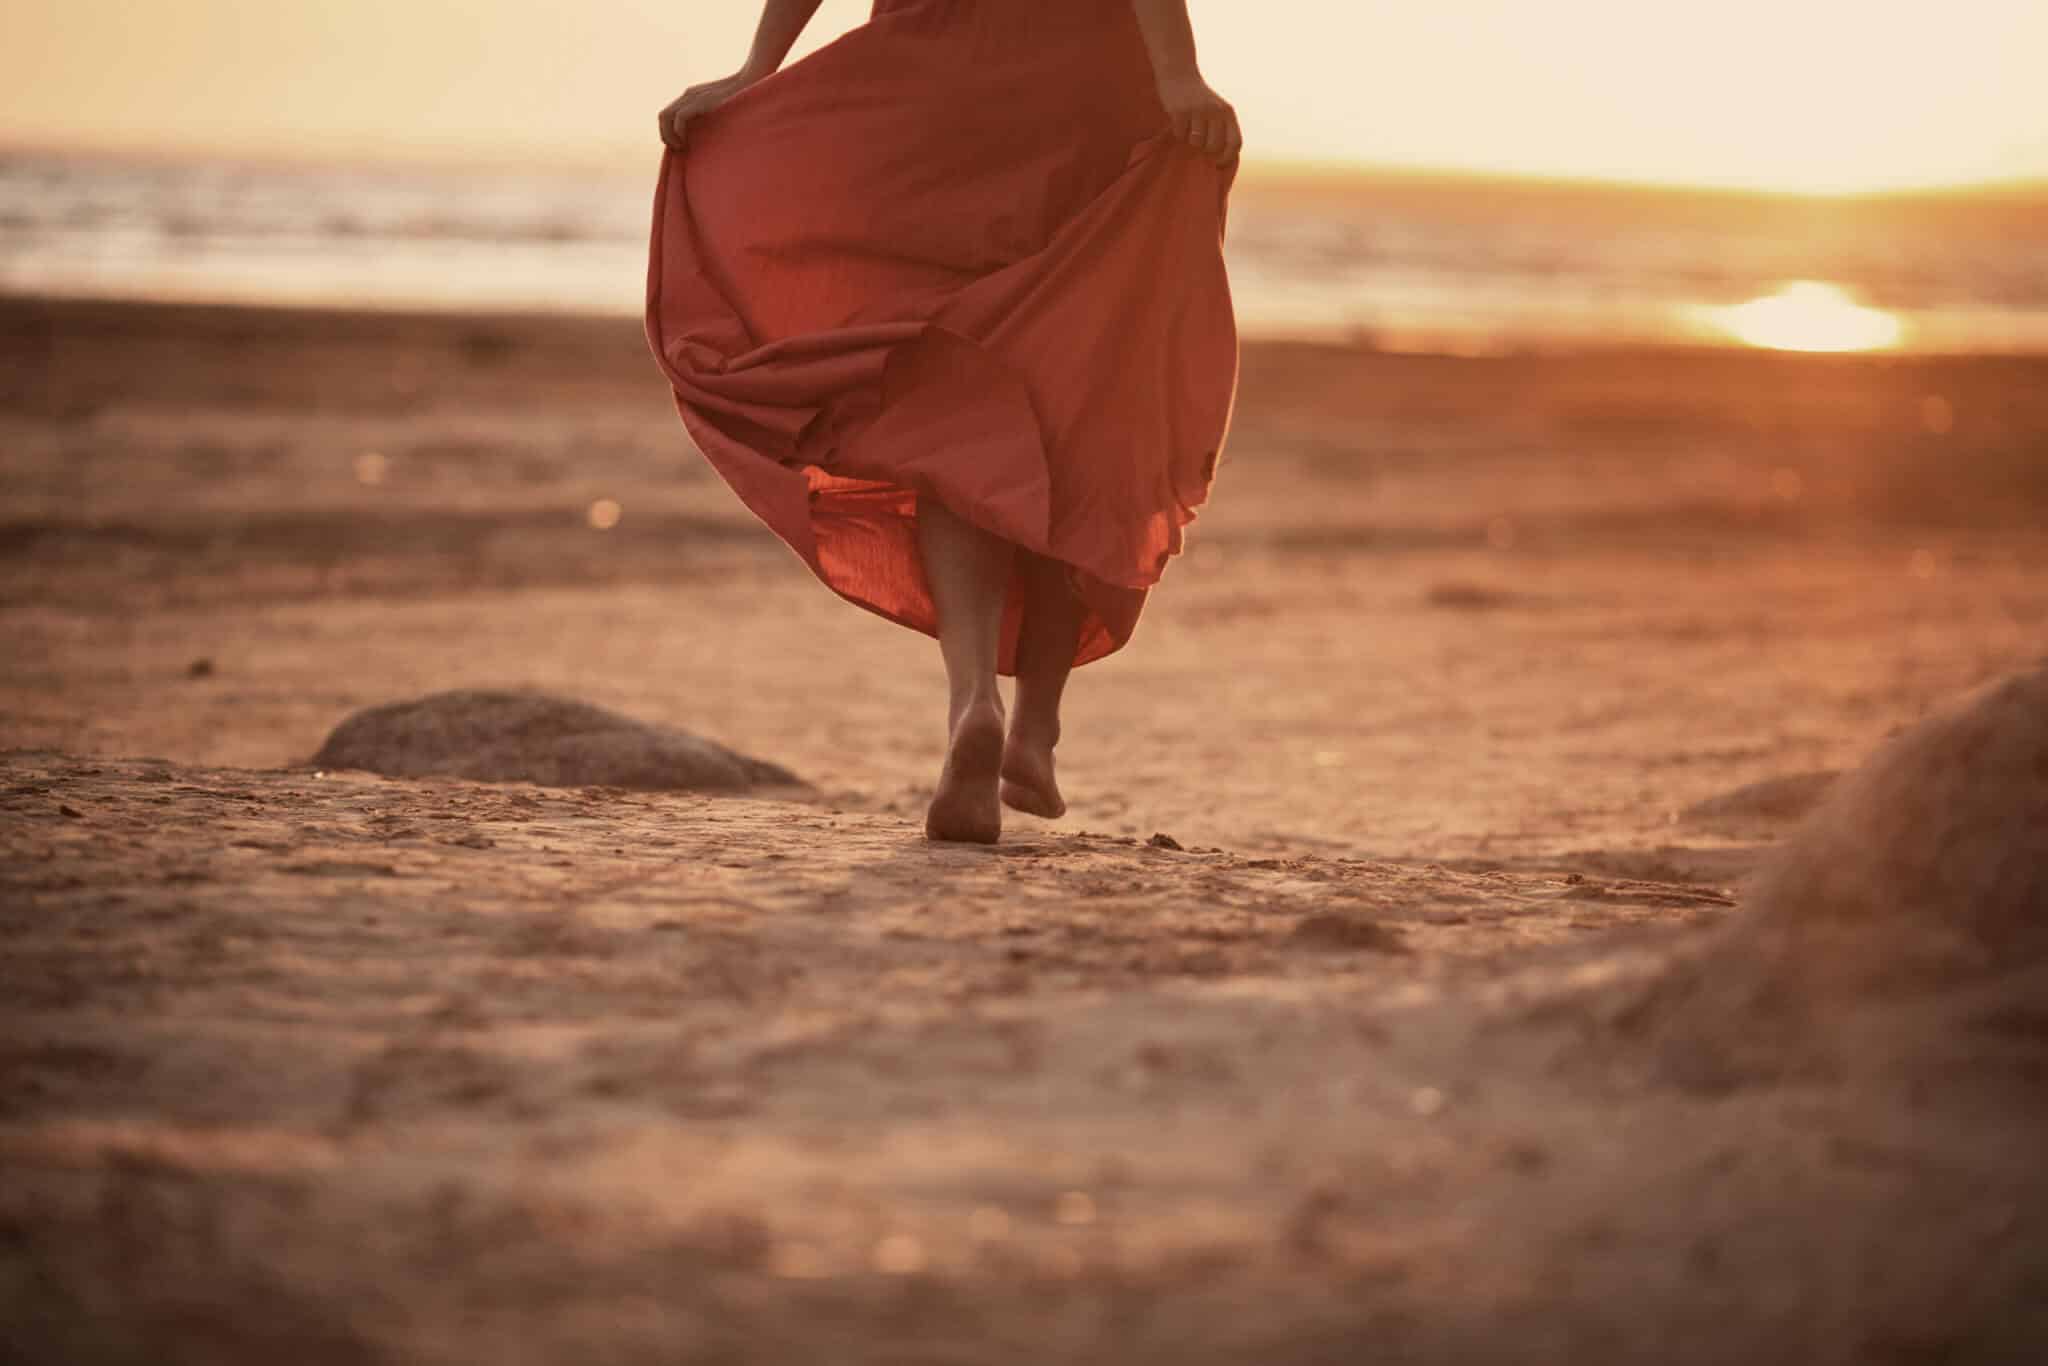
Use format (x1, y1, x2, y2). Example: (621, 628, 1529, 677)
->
(4, 295, 2045, 1362)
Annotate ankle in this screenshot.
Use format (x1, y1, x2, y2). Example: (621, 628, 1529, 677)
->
(1008, 713, 1060, 750)
(948, 689, 1004, 730)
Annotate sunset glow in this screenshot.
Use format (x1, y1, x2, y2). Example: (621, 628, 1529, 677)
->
(1696, 282, 1905, 353)
(4, 0, 2048, 191)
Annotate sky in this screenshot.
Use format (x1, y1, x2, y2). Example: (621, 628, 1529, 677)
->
(6, 0, 2048, 192)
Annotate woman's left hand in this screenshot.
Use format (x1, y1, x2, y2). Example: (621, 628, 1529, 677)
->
(1154, 71, 1241, 164)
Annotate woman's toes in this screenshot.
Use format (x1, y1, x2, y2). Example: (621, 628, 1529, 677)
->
(1000, 776, 1064, 819)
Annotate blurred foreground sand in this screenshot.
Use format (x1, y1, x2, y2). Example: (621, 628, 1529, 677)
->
(3, 297, 2044, 1362)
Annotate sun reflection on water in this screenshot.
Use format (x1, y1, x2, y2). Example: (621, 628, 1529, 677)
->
(1694, 281, 1904, 353)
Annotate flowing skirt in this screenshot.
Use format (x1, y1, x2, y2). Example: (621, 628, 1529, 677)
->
(645, 0, 1238, 671)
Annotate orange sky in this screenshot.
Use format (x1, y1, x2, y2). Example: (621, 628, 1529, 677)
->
(6, 0, 2047, 191)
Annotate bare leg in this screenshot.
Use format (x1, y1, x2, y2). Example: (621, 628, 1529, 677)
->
(1001, 553, 1083, 819)
(918, 497, 1013, 843)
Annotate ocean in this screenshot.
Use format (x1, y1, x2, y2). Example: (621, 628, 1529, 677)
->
(5, 149, 2046, 354)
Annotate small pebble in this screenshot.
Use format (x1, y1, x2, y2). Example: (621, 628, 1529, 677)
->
(1147, 832, 1184, 851)
(872, 1233, 925, 1274)
(769, 1241, 826, 1279)
(1054, 1190, 1097, 1225)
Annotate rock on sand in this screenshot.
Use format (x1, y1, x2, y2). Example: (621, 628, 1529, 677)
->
(310, 689, 803, 792)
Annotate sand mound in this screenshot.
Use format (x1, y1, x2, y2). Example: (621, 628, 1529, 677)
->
(1745, 662, 2048, 966)
(309, 689, 803, 792)
(1587, 663, 2048, 1092)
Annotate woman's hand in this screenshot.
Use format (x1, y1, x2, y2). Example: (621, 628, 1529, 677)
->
(1127, 0, 1240, 164)
(1154, 71, 1241, 165)
(658, 70, 760, 152)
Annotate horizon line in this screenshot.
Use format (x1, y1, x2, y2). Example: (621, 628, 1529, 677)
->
(5, 133, 2046, 202)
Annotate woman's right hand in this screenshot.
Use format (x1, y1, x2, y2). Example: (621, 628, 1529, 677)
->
(658, 70, 761, 152)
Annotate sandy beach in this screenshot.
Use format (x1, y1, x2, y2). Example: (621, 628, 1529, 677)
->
(4, 294, 2045, 1362)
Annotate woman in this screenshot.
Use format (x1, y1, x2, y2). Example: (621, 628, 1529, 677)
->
(648, 0, 1240, 843)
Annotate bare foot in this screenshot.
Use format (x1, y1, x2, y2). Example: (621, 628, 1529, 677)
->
(926, 701, 1005, 843)
(1000, 726, 1066, 819)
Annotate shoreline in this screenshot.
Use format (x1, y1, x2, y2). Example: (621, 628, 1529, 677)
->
(11, 289, 2048, 365)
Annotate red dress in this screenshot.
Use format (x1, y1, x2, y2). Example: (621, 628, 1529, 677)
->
(646, 0, 1238, 671)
